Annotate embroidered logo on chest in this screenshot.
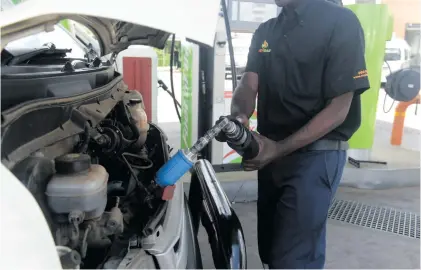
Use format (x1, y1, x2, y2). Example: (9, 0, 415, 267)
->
(258, 40, 271, 53)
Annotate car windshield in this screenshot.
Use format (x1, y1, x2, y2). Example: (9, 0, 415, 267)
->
(384, 48, 401, 61)
(5, 25, 87, 59)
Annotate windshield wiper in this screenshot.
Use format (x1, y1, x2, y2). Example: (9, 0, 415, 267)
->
(7, 43, 72, 65)
(84, 43, 99, 63)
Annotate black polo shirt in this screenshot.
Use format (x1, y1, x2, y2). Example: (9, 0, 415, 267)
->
(245, 0, 370, 142)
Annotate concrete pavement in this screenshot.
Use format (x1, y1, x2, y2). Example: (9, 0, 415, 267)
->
(196, 186, 420, 269)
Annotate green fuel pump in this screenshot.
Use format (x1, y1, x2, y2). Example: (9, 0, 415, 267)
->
(347, 4, 394, 150)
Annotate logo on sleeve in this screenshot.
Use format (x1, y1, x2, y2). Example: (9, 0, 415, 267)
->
(258, 40, 271, 53)
(354, 69, 368, 79)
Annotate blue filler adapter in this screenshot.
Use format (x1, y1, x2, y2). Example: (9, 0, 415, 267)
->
(155, 116, 260, 187)
(155, 117, 230, 187)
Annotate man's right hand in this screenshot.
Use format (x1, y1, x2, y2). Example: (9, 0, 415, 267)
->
(215, 114, 249, 143)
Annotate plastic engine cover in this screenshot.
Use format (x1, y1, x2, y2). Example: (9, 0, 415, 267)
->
(46, 154, 109, 220)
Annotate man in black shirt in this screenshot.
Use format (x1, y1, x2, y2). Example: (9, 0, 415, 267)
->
(217, 0, 369, 268)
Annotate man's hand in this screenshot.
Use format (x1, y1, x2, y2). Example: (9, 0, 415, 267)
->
(242, 132, 283, 171)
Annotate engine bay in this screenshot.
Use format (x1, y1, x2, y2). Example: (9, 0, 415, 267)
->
(1, 52, 175, 267)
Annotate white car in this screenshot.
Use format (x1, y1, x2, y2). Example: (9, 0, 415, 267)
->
(0, 0, 246, 269)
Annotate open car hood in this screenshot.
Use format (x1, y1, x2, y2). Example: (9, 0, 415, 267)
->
(0, 0, 220, 54)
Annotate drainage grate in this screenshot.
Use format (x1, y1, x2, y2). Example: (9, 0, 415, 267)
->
(328, 199, 420, 239)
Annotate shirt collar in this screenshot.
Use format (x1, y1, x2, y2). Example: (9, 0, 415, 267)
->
(279, 0, 311, 20)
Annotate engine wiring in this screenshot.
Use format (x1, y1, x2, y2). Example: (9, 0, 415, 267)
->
(122, 152, 153, 170)
(121, 152, 153, 208)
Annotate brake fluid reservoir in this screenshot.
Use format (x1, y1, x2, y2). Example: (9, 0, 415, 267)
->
(46, 154, 109, 220)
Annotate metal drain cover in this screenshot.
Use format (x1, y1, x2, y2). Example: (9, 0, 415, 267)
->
(328, 199, 420, 239)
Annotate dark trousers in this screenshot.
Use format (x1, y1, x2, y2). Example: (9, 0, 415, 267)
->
(257, 150, 346, 269)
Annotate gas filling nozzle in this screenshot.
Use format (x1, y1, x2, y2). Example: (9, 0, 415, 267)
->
(155, 116, 259, 187)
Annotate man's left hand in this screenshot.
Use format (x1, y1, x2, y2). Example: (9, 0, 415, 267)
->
(242, 132, 283, 171)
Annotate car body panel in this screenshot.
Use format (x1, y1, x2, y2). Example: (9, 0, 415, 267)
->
(0, 163, 62, 270)
(141, 180, 189, 268)
(0, 0, 220, 51)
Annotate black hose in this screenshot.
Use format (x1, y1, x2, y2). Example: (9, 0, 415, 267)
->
(164, 4, 237, 121)
(158, 79, 182, 108)
(122, 152, 154, 170)
(120, 102, 141, 141)
(121, 153, 153, 208)
(76, 122, 90, 153)
(221, 0, 237, 90)
(169, 34, 182, 122)
(383, 60, 395, 113)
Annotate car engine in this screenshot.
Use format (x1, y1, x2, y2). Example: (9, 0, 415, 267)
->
(9, 92, 172, 269)
(1, 46, 176, 269)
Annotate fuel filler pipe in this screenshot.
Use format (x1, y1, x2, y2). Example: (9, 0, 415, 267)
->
(156, 117, 260, 187)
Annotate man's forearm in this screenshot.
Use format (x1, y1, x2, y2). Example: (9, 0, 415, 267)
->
(277, 92, 354, 156)
(231, 73, 258, 118)
(231, 86, 256, 118)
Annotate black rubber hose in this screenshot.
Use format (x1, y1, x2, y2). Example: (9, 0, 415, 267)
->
(221, 0, 237, 90)
(75, 122, 90, 153)
(383, 60, 395, 113)
(158, 79, 181, 108)
(169, 34, 182, 122)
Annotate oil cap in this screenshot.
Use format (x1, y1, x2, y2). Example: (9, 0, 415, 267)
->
(55, 153, 91, 174)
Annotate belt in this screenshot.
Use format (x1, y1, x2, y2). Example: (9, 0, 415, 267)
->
(298, 139, 349, 152)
